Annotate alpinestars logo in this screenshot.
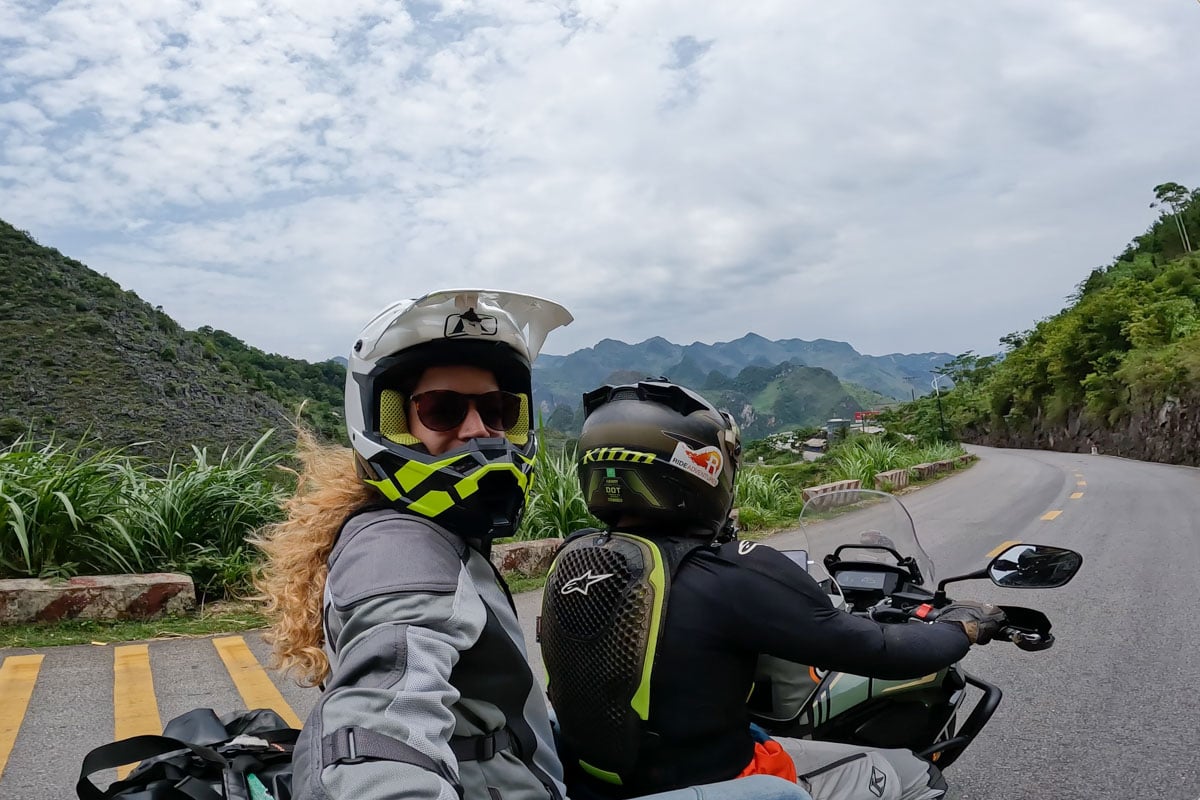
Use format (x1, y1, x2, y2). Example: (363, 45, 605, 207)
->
(868, 766, 887, 797)
(737, 541, 759, 555)
(560, 570, 613, 596)
(444, 308, 499, 337)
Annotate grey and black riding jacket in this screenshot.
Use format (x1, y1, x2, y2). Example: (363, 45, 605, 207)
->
(292, 508, 566, 800)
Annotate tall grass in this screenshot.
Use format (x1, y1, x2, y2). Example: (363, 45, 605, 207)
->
(913, 441, 965, 464)
(0, 438, 140, 578)
(516, 445, 600, 541)
(828, 435, 967, 488)
(120, 431, 286, 598)
(0, 433, 287, 598)
(829, 436, 903, 487)
(735, 468, 803, 530)
(0, 427, 971, 596)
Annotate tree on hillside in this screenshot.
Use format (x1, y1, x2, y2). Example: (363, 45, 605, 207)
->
(1151, 182, 1193, 253)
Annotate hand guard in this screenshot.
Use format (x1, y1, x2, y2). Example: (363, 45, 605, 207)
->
(934, 601, 1007, 645)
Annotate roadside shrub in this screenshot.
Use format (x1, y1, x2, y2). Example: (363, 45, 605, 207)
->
(735, 467, 803, 530)
(829, 436, 902, 487)
(119, 431, 287, 599)
(0, 438, 140, 578)
(516, 444, 600, 541)
(913, 441, 964, 465)
(0, 432, 287, 600)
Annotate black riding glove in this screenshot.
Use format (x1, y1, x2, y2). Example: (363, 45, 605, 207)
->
(935, 601, 1006, 645)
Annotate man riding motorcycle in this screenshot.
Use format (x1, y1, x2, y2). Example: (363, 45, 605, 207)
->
(539, 380, 1005, 800)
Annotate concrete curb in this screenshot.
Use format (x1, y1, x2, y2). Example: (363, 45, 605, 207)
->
(800, 479, 863, 508)
(491, 538, 563, 578)
(874, 468, 911, 491)
(0, 573, 196, 624)
(0, 542, 563, 625)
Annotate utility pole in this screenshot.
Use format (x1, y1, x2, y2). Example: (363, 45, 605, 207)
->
(931, 374, 948, 441)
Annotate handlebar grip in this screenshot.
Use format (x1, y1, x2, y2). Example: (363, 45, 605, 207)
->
(1003, 627, 1055, 652)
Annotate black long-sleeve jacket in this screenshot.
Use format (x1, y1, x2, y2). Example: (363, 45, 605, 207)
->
(627, 538, 971, 792)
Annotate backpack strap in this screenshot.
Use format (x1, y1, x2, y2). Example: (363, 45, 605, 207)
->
(450, 728, 513, 762)
(321, 726, 463, 798)
(76, 735, 226, 800)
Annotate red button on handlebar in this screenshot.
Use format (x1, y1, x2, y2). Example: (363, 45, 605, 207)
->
(914, 603, 934, 619)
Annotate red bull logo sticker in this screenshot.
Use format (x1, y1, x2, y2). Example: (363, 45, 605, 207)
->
(669, 442, 723, 486)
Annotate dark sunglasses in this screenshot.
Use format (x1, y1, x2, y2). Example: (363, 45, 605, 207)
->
(409, 390, 523, 433)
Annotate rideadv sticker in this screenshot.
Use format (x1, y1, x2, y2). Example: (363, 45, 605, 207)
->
(669, 442, 723, 486)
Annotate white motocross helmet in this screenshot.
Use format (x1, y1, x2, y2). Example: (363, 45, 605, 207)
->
(346, 289, 573, 542)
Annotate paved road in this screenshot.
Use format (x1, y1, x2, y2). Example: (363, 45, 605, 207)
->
(2, 445, 1198, 799)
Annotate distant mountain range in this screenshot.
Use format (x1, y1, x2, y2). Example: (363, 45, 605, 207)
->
(532, 335, 951, 438)
(0, 218, 952, 455)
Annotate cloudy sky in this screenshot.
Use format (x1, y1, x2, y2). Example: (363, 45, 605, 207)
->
(2, 1, 1198, 362)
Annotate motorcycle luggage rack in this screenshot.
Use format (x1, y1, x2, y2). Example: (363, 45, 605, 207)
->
(914, 669, 1002, 769)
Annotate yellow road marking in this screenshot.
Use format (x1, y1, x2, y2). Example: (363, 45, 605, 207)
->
(1041, 510, 1063, 521)
(0, 654, 44, 780)
(213, 636, 301, 728)
(1070, 492, 1084, 499)
(1077, 481, 1087, 486)
(113, 644, 162, 778)
(987, 539, 1023, 558)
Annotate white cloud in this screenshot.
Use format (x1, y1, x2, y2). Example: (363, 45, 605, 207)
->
(2, 0, 1198, 362)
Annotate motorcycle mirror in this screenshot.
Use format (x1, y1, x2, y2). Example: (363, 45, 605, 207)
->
(987, 544, 1083, 589)
(778, 549, 809, 572)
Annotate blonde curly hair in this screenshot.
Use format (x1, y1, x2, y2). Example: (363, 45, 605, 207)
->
(251, 430, 375, 687)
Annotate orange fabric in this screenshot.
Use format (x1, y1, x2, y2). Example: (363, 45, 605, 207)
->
(736, 739, 798, 783)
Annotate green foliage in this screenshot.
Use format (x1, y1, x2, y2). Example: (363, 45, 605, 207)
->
(735, 468, 804, 530)
(841, 381, 895, 410)
(912, 441, 964, 464)
(0, 437, 138, 578)
(190, 327, 346, 441)
(828, 436, 903, 486)
(0, 219, 346, 463)
(0, 602, 268, 648)
(118, 431, 288, 599)
(885, 186, 1200, 440)
(0, 432, 288, 600)
(515, 444, 601, 541)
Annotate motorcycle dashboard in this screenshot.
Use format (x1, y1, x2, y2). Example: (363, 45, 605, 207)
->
(831, 568, 900, 594)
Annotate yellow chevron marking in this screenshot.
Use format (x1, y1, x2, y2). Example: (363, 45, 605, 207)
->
(987, 540, 1023, 559)
(0, 654, 44, 780)
(212, 636, 301, 728)
(1070, 492, 1084, 499)
(1041, 510, 1063, 521)
(113, 645, 162, 778)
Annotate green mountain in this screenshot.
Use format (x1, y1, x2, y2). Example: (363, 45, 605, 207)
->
(889, 182, 1200, 465)
(0, 218, 949, 454)
(0, 221, 342, 459)
(702, 362, 863, 439)
(532, 333, 951, 436)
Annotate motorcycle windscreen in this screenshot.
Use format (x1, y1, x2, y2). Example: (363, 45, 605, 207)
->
(797, 488, 936, 592)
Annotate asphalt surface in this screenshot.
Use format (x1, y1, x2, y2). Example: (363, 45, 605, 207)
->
(2, 444, 1198, 800)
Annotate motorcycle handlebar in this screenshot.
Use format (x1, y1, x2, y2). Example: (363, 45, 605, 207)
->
(1000, 626, 1055, 651)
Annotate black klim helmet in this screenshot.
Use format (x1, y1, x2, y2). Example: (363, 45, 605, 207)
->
(577, 379, 742, 539)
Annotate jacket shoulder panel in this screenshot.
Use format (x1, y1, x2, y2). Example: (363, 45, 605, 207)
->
(328, 510, 467, 607)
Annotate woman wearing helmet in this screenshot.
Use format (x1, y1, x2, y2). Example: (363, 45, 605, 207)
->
(254, 289, 572, 800)
(540, 380, 1000, 800)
